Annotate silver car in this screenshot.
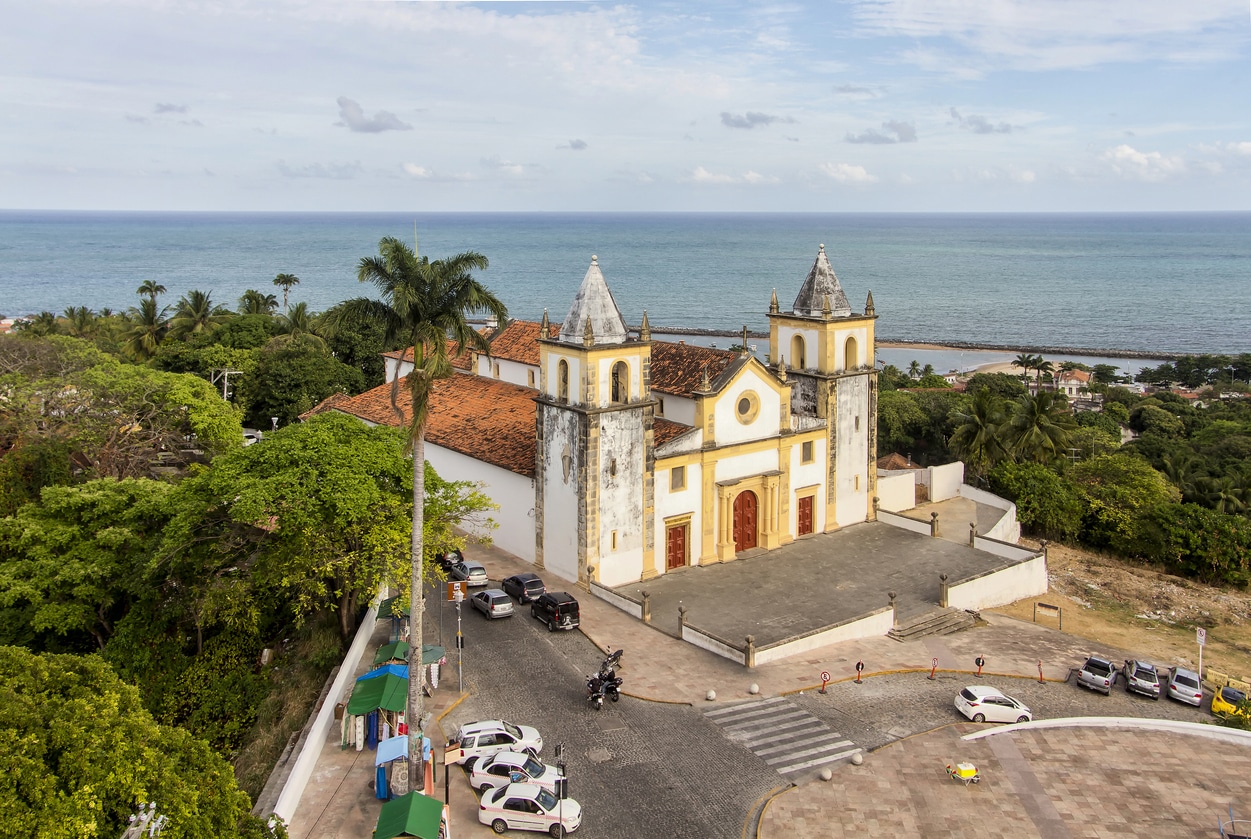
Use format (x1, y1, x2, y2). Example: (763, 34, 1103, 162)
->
(1166, 666, 1204, 706)
(1122, 659, 1161, 700)
(1076, 655, 1117, 695)
(471, 588, 514, 619)
(450, 559, 489, 587)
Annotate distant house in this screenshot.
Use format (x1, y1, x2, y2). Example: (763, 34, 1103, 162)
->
(1054, 368, 1092, 399)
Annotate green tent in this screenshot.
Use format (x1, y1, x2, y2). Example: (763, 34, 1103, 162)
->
(374, 642, 446, 667)
(346, 673, 408, 715)
(377, 596, 410, 620)
(373, 791, 445, 839)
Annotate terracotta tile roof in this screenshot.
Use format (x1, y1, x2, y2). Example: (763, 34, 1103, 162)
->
(326, 373, 538, 476)
(877, 452, 920, 470)
(649, 340, 740, 396)
(654, 418, 690, 447)
(382, 338, 478, 371)
(1057, 369, 1092, 383)
(486, 320, 542, 365)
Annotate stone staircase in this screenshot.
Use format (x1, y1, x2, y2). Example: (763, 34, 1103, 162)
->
(887, 607, 978, 642)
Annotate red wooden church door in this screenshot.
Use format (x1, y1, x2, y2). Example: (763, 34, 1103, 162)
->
(732, 491, 758, 553)
(666, 524, 687, 570)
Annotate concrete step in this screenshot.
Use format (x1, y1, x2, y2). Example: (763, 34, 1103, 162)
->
(887, 608, 978, 642)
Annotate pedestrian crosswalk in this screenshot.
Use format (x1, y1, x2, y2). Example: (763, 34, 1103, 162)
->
(703, 696, 861, 781)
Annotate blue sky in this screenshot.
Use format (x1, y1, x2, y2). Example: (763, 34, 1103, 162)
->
(3, 0, 1249, 212)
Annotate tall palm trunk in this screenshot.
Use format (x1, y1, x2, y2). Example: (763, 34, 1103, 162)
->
(408, 431, 426, 784)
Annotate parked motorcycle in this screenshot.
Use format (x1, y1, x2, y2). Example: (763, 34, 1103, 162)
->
(586, 674, 606, 710)
(597, 647, 623, 704)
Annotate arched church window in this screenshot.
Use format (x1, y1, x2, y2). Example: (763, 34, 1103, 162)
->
(558, 360, 569, 403)
(611, 361, 629, 404)
(790, 335, 806, 370)
(844, 336, 858, 370)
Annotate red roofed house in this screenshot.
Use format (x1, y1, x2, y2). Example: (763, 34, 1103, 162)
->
(313, 246, 879, 588)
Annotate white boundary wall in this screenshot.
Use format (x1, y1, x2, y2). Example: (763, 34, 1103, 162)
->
(681, 625, 745, 664)
(957, 484, 1021, 542)
(946, 554, 1047, 611)
(754, 608, 895, 666)
(588, 583, 643, 619)
(876, 472, 916, 513)
(924, 462, 965, 502)
(963, 716, 1251, 747)
(876, 509, 932, 536)
(424, 444, 536, 564)
(272, 598, 380, 824)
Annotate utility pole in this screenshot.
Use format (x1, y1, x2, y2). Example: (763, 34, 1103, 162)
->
(209, 368, 242, 401)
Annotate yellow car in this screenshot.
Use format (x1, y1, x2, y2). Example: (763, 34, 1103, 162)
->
(1211, 686, 1249, 719)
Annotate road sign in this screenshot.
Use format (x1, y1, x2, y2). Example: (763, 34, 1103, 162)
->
(820, 671, 831, 682)
(447, 581, 465, 602)
(1197, 627, 1207, 647)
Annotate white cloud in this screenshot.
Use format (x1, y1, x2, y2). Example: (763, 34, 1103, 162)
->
(1101, 144, 1186, 181)
(276, 160, 363, 180)
(742, 170, 779, 184)
(402, 163, 431, 178)
(819, 162, 877, 183)
(335, 96, 411, 133)
(688, 166, 735, 184)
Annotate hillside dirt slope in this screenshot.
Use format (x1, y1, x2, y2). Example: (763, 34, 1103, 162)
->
(990, 541, 1251, 682)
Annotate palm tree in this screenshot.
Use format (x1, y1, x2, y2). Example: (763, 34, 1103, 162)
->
(239, 289, 279, 316)
(269, 302, 327, 350)
(1012, 353, 1033, 384)
(136, 280, 167, 305)
(907, 360, 921, 380)
(61, 306, 97, 338)
(273, 273, 300, 312)
(325, 236, 507, 784)
(1160, 453, 1201, 502)
(122, 298, 169, 360)
(948, 389, 1008, 475)
(1035, 358, 1055, 390)
(16, 311, 59, 336)
(1199, 476, 1247, 516)
(168, 290, 231, 340)
(1002, 390, 1077, 464)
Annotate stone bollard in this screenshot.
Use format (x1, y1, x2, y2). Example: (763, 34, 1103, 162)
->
(745, 635, 756, 669)
(939, 573, 949, 608)
(641, 590, 651, 624)
(678, 604, 688, 634)
(889, 590, 898, 627)
(930, 511, 940, 538)
(969, 522, 977, 548)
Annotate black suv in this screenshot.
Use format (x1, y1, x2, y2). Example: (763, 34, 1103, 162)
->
(531, 591, 580, 632)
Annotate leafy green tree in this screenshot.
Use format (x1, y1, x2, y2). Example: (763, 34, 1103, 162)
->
(1067, 425, 1120, 460)
(988, 461, 1083, 541)
(1137, 503, 1251, 585)
(269, 301, 327, 350)
(0, 478, 172, 650)
(915, 373, 950, 389)
(1075, 408, 1122, 438)
(60, 306, 97, 339)
(210, 313, 274, 350)
(325, 236, 507, 783)
(272, 272, 300, 312)
(0, 646, 275, 838)
(14, 311, 60, 337)
(0, 438, 73, 519)
(1092, 363, 1122, 384)
(1130, 404, 1186, 438)
(236, 342, 363, 427)
(1002, 391, 1077, 464)
(322, 301, 394, 389)
(1070, 453, 1179, 552)
(169, 289, 231, 341)
(876, 390, 928, 456)
(964, 372, 1028, 400)
(1102, 400, 1131, 426)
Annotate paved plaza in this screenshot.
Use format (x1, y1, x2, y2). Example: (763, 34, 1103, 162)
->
(280, 531, 1249, 839)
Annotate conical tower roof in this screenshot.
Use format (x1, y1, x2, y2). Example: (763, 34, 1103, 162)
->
(558, 255, 628, 345)
(792, 244, 851, 318)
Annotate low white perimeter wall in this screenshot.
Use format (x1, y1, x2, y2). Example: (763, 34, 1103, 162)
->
(957, 484, 1021, 542)
(876, 472, 916, 513)
(589, 583, 642, 619)
(682, 625, 745, 665)
(963, 716, 1251, 748)
(946, 554, 1047, 612)
(925, 462, 965, 502)
(876, 509, 933, 537)
(425, 444, 536, 564)
(272, 598, 380, 825)
(754, 607, 895, 667)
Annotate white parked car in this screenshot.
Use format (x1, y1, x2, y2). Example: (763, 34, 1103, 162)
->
(449, 720, 543, 771)
(955, 685, 1032, 724)
(469, 751, 565, 794)
(478, 782, 580, 837)
(471, 588, 515, 620)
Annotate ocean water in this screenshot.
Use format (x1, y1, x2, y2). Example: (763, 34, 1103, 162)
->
(1, 211, 1248, 359)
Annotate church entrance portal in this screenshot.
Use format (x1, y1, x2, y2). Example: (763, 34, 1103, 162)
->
(666, 523, 688, 570)
(732, 491, 758, 552)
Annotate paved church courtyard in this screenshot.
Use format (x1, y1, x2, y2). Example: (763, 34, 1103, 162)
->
(613, 518, 1030, 648)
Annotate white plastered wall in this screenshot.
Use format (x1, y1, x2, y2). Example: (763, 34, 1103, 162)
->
(926, 461, 965, 502)
(654, 460, 703, 573)
(713, 371, 782, 447)
(538, 407, 582, 585)
(545, 353, 584, 405)
(788, 440, 827, 533)
(776, 325, 818, 370)
(483, 356, 537, 390)
(424, 444, 536, 563)
(834, 376, 871, 527)
(591, 354, 642, 408)
(654, 393, 696, 425)
(834, 325, 870, 370)
(875, 471, 917, 512)
(594, 410, 645, 586)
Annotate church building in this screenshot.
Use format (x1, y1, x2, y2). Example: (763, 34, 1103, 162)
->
(314, 245, 880, 589)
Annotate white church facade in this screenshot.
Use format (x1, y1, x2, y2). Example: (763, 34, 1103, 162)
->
(315, 245, 882, 589)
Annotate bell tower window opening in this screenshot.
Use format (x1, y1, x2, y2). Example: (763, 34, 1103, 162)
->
(557, 360, 569, 403)
(844, 335, 858, 370)
(611, 361, 629, 404)
(790, 335, 806, 370)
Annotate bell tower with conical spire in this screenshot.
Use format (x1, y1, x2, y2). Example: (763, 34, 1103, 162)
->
(534, 255, 656, 587)
(767, 244, 879, 529)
